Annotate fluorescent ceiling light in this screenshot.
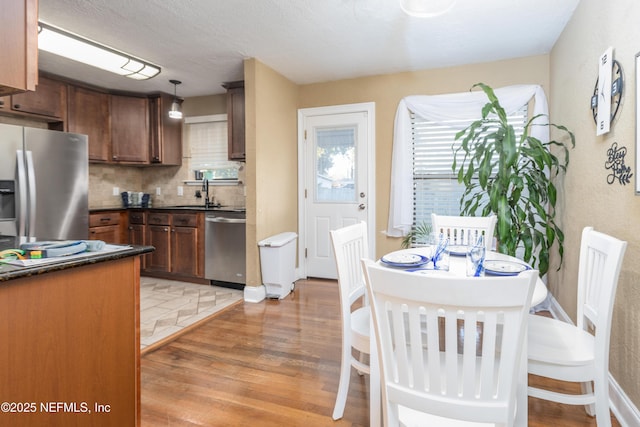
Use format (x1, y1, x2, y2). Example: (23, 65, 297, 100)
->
(399, 0, 457, 17)
(37, 22, 160, 80)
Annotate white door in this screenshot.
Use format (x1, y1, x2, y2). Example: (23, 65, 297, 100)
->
(298, 103, 375, 279)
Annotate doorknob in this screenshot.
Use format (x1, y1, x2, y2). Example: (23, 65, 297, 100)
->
(359, 204, 366, 210)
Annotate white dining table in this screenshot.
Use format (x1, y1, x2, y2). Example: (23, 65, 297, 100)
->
(368, 247, 547, 426)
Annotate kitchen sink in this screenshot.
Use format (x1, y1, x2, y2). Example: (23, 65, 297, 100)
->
(166, 205, 246, 212)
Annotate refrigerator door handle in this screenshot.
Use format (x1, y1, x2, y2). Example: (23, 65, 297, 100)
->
(16, 150, 27, 237)
(25, 150, 36, 237)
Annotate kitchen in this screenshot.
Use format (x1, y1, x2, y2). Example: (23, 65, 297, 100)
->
(2, 0, 640, 426)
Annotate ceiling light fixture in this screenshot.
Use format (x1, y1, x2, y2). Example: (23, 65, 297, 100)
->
(37, 21, 161, 80)
(168, 80, 183, 120)
(399, 0, 457, 18)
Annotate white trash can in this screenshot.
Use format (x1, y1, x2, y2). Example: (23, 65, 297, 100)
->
(258, 232, 297, 299)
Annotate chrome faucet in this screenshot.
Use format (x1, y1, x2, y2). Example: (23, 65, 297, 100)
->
(202, 178, 210, 208)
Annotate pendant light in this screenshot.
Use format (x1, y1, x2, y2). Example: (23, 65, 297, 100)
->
(168, 79, 183, 119)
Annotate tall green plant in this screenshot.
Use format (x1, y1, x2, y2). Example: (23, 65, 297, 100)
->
(452, 83, 575, 276)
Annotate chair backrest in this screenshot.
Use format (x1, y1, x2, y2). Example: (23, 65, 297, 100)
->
(431, 213, 496, 250)
(362, 259, 538, 425)
(330, 222, 369, 317)
(576, 227, 627, 359)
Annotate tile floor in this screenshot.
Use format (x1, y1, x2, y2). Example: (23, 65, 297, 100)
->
(139, 276, 244, 350)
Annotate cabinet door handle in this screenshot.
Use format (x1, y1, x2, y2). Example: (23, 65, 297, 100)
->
(13, 104, 21, 109)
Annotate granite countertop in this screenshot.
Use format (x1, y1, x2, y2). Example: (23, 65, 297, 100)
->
(90, 205, 245, 213)
(0, 236, 154, 282)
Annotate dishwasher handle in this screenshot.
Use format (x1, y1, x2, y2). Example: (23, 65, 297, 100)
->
(206, 217, 246, 224)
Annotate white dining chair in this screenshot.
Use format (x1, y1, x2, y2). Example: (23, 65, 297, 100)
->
(330, 221, 371, 420)
(431, 213, 497, 250)
(361, 259, 538, 426)
(527, 227, 627, 427)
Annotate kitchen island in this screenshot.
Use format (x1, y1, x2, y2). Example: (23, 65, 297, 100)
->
(0, 236, 153, 427)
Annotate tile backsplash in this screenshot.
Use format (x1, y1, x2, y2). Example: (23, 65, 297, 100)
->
(89, 163, 246, 209)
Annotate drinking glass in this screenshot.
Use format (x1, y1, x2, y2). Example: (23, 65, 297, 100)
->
(432, 233, 450, 271)
(466, 238, 486, 277)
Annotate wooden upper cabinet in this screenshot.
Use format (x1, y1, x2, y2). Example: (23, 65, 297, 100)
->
(0, 96, 10, 112)
(222, 81, 245, 161)
(149, 94, 182, 165)
(9, 75, 67, 119)
(68, 85, 111, 162)
(110, 94, 149, 164)
(0, 0, 38, 96)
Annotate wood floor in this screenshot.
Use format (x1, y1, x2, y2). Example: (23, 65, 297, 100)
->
(141, 278, 621, 426)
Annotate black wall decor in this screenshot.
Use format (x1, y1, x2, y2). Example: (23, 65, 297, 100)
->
(605, 142, 633, 185)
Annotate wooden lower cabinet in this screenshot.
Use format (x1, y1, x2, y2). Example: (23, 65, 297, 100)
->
(89, 211, 125, 244)
(145, 224, 171, 273)
(172, 226, 199, 277)
(143, 211, 205, 283)
(0, 256, 141, 426)
(128, 211, 146, 270)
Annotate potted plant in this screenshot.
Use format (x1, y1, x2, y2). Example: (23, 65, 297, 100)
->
(452, 83, 575, 276)
(401, 221, 432, 248)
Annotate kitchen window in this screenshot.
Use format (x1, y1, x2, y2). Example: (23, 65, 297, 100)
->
(411, 105, 528, 233)
(186, 114, 239, 180)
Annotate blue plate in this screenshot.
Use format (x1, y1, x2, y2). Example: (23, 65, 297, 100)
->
(381, 252, 429, 268)
(447, 245, 469, 256)
(483, 260, 530, 276)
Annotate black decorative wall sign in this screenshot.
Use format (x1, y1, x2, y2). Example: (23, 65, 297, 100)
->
(605, 142, 633, 185)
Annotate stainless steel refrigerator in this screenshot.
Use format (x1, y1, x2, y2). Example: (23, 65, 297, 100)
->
(0, 123, 88, 240)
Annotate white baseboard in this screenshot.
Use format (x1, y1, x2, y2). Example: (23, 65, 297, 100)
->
(546, 295, 640, 427)
(243, 284, 266, 303)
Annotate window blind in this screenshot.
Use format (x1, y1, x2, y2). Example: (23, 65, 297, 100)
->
(411, 106, 528, 230)
(186, 114, 239, 178)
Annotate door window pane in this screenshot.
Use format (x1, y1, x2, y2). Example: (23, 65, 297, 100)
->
(315, 126, 356, 202)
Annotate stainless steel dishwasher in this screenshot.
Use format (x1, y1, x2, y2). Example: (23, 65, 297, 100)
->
(205, 210, 246, 287)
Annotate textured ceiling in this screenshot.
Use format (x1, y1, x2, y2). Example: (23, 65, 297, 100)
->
(37, 0, 580, 98)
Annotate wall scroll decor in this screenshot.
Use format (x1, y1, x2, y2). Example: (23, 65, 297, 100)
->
(591, 47, 623, 135)
(605, 142, 632, 185)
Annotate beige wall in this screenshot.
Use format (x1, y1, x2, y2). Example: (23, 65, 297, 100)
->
(244, 59, 300, 286)
(549, 0, 640, 408)
(297, 55, 550, 259)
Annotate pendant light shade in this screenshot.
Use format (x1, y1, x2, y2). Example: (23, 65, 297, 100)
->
(38, 22, 160, 80)
(168, 79, 183, 119)
(399, 0, 457, 17)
